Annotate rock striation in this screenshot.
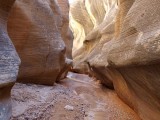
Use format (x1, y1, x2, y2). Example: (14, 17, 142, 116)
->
(57, 0, 73, 59)
(8, 0, 72, 85)
(70, 0, 160, 120)
(0, 0, 20, 119)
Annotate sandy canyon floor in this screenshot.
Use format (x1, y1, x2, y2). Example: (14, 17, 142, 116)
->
(11, 72, 141, 120)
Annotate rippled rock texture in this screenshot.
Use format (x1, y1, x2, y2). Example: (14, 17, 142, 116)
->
(70, 0, 160, 119)
(0, 0, 20, 119)
(8, 0, 72, 85)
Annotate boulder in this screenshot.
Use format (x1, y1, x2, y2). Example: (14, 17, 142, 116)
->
(8, 0, 72, 85)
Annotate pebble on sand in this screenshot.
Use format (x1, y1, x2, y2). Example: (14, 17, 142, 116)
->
(64, 105, 74, 111)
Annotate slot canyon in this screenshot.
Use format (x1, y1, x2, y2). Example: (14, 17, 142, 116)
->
(0, 0, 160, 120)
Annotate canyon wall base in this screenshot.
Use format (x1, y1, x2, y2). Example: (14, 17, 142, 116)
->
(70, 0, 160, 119)
(0, 0, 20, 119)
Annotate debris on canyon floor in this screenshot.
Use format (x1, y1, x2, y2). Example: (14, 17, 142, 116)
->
(64, 105, 74, 111)
(11, 72, 140, 120)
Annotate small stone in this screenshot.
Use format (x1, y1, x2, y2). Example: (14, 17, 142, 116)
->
(64, 105, 74, 111)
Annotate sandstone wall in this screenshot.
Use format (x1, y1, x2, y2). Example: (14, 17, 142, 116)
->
(8, 0, 72, 85)
(0, 0, 20, 119)
(70, 0, 160, 119)
(57, 0, 73, 59)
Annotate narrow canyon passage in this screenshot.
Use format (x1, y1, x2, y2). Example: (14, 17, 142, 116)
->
(11, 72, 140, 120)
(1, 0, 160, 120)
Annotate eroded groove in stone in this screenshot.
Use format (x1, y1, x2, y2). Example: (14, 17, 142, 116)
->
(70, 0, 160, 119)
(7, 0, 73, 85)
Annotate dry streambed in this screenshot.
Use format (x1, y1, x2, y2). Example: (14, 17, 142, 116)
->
(11, 72, 140, 120)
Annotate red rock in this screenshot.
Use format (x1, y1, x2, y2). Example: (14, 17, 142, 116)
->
(70, 0, 160, 119)
(8, 0, 72, 85)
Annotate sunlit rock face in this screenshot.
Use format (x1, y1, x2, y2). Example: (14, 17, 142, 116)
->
(8, 0, 72, 85)
(0, 0, 20, 119)
(70, 0, 160, 119)
(70, 0, 118, 86)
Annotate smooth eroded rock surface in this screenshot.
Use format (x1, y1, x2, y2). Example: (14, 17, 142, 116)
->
(0, 0, 20, 119)
(8, 0, 72, 85)
(57, 0, 73, 59)
(70, 0, 160, 119)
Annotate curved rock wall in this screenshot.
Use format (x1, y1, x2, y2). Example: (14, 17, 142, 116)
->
(57, 0, 73, 59)
(70, 0, 160, 119)
(71, 0, 118, 75)
(0, 0, 20, 119)
(8, 0, 72, 85)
